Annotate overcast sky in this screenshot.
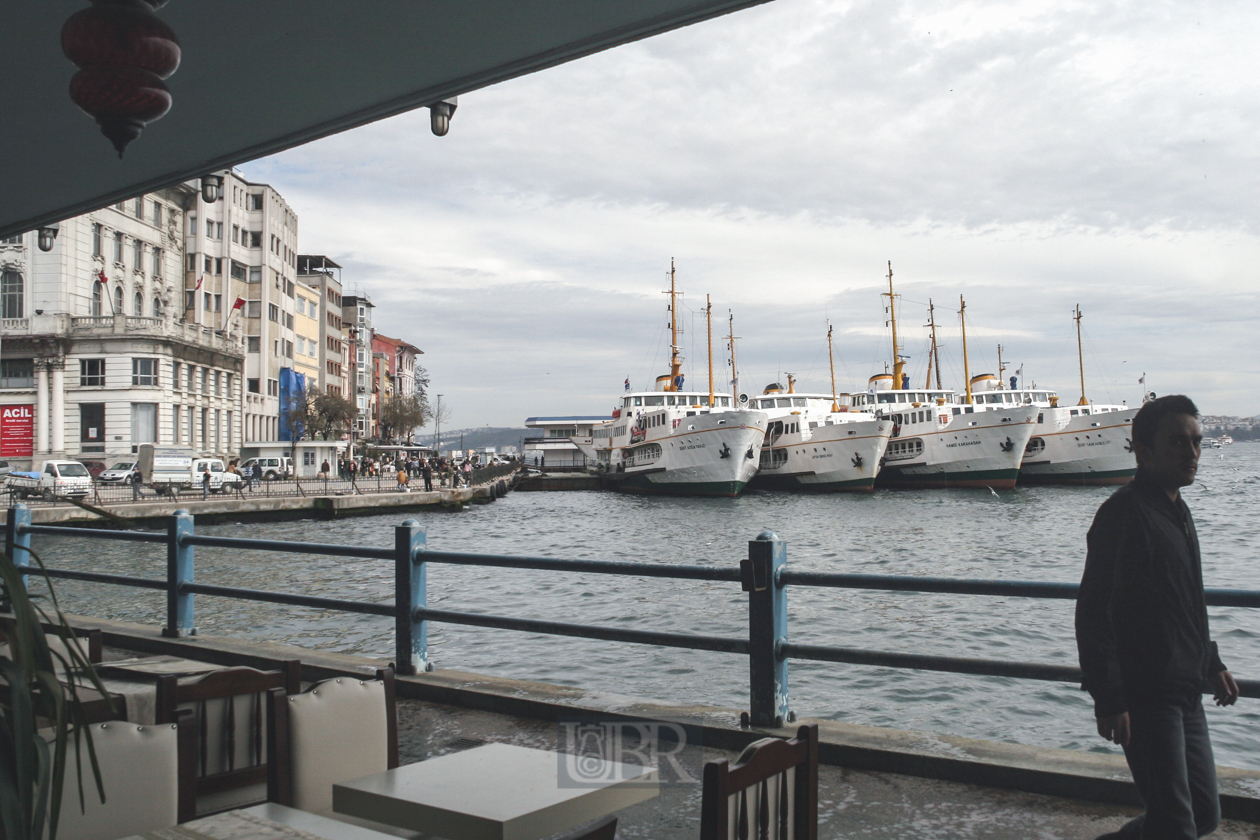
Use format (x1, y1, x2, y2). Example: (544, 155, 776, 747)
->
(241, 0, 1260, 429)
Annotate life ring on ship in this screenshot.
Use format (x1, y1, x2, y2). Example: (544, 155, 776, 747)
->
(939, 413, 949, 425)
(612, 409, 621, 419)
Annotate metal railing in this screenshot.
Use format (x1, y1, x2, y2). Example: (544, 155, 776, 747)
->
(6, 504, 1259, 727)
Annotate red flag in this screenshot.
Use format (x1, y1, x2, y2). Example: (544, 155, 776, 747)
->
(232, 297, 245, 310)
(194, 274, 204, 290)
(96, 270, 108, 284)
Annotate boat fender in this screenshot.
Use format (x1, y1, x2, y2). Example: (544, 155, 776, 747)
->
(488, 483, 498, 501)
(498, 479, 508, 496)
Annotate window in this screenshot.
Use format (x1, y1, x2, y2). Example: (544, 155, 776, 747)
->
(187, 253, 196, 271)
(131, 403, 157, 452)
(200, 407, 208, 447)
(246, 300, 261, 319)
(309, 338, 318, 356)
(133, 238, 142, 268)
(304, 451, 316, 467)
(186, 405, 194, 445)
(152, 201, 162, 226)
(113, 231, 123, 263)
(113, 285, 123, 313)
(92, 283, 102, 317)
(203, 256, 212, 273)
(206, 219, 214, 238)
(172, 405, 180, 443)
(249, 231, 261, 248)
(0, 359, 33, 388)
(203, 292, 211, 312)
(226, 411, 233, 445)
(187, 365, 196, 391)
(132, 357, 158, 386)
(214, 257, 223, 275)
(1, 270, 22, 319)
(296, 297, 305, 316)
(93, 224, 103, 256)
(230, 260, 247, 281)
(268, 304, 279, 322)
(213, 371, 220, 396)
(81, 403, 105, 452)
(248, 266, 261, 283)
(184, 291, 194, 311)
(152, 246, 162, 278)
(201, 368, 208, 394)
(285, 313, 294, 330)
(285, 340, 293, 358)
(213, 294, 221, 312)
(249, 193, 263, 210)
(247, 336, 260, 352)
(225, 373, 232, 394)
(133, 291, 143, 316)
(285, 280, 295, 298)
(232, 224, 240, 243)
(172, 362, 180, 390)
(153, 296, 161, 317)
(247, 378, 260, 393)
(79, 358, 105, 387)
(134, 198, 144, 218)
(267, 378, 279, 396)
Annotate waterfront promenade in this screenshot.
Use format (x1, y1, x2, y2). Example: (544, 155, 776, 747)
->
(86, 618, 1260, 839)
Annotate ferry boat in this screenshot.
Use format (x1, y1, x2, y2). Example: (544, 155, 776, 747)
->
(746, 326, 893, 492)
(855, 268, 1037, 490)
(969, 307, 1137, 486)
(575, 264, 767, 497)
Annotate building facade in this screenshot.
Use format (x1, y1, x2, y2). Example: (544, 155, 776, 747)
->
(342, 294, 375, 438)
(296, 256, 346, 397)
(0, 186, 244, 468)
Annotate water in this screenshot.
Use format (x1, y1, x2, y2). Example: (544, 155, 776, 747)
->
(30, 446, 1260, 769)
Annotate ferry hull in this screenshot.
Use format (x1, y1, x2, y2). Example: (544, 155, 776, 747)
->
(1018, 407, 1138, 487)
(605, 410, 766, 498)
(874, 407, 1037, 491)
(602, 473, 750, 497)
(875, 466, 1022, 490)
(749, 417, 892, 494)
(750, 472, 877, 492)
(1018, 467, 1134, 487)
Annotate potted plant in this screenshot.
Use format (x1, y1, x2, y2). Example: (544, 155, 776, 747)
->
(0, 547, 109, 840)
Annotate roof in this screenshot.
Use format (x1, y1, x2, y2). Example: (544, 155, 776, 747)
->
(0, 1, 775, 238)
(524, 416, 609, 425)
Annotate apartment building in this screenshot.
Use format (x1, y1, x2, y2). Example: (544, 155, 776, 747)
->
(186, 170, 299, 444)
(342, 294, 374, 438)
(0, 186, 243, 467)
(296, 256, 346, 397)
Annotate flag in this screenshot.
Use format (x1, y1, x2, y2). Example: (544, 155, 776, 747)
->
(96, 269, 108, 284)
(195, 274, 204, 290)
(1015, 365, 1023, 377)
(624, 377, 630, 392)
(232, 297, 245, 310)
(1138, 374, 1145, 386)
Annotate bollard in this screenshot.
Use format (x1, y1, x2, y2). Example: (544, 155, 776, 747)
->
(743, 529, 789, 728)
(394, 519, 428, 675)
(163, 509, 196, 637)
(4, 503, 32, 601)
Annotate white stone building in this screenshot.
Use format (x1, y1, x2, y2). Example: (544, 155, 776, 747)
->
(0, 186, 244, 469)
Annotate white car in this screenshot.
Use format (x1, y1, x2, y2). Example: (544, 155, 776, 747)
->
(97, 462, 138, 483)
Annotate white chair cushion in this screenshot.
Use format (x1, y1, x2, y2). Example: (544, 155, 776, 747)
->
(46, 720, 179, 840)
(288, 678, 388, 814)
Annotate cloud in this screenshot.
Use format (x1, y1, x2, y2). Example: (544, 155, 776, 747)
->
(241, 0, 1260, 425)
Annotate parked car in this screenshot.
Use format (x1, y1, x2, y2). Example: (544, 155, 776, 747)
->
(80, 459, 108, 480)
(7, 460, 92, 499)
(240, 456, 292, 480)
(0, 460, 12, 477)
(97, 462, 138, 484)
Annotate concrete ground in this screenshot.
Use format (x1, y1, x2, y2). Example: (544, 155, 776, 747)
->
(397, 698, 1260, 840)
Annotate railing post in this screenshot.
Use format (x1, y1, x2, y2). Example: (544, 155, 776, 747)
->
(394, 519, 428, 675)
(744, 529, 789, 728)
(163, 509, 196, 637)
(4, 503, 32, 601)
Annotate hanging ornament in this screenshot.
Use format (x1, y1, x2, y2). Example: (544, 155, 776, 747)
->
(61, 0, 181, 157)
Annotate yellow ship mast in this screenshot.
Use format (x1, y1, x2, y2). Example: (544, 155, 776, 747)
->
(924, 299, 943, 390)
(665, 259, 683, 391)
(997, 344, 1006, 388)
(960, 295, 973, 404)
(706, 294, 714, 408)
(1074, 304, 1088, 406)
(882, 261, 904, 390)
(727, 311, 741, 399)
(827, 322, 840, 412)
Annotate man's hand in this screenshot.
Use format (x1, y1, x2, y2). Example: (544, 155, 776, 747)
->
(1212, 670, 1240, 707)
(1097, 713, 1130, 747)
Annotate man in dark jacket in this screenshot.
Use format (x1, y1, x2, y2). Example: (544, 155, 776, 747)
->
(1076, 395, 1239, 839)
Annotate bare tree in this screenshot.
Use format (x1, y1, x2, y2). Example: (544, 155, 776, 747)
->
(378, 393, 429, 443)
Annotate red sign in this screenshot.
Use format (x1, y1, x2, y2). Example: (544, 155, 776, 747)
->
(1, 405, 34, 457)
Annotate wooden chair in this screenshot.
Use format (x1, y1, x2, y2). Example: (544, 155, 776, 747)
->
(51, 710, 197, 840)
(557, 815, 618, 840)
(155, 661, 301, 815)
(266, 668, 398, 814)
(700, 724, 819, 840)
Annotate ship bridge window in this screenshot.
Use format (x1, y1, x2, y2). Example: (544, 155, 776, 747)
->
(623, 398, 631, 407)
(644, 396, 664, 406)
(878, 393, 896, 404)
(633, 397, 643, 406)
(792, 398, 807, 407)
(774, 398, 789, 407)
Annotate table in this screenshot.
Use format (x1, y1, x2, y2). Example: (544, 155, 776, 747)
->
(333, 743, 658, 840)
(116, 805, 399, 839)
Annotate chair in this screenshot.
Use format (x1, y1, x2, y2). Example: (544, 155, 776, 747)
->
(557, 815, 618, 840)
(50, 711, 196, 840)
(154, 661, 301, 815)
(267, 668, 398, 814)
(700, 724, 819, 840)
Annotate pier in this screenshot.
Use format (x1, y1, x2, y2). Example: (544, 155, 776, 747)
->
(9, 503, 1260, 833)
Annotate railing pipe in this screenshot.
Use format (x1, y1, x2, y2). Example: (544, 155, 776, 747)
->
(422, 549, 740, 582)
(182, 582, 394, 616)
(163, 509, 195, 637)
(395, 520, 427, 675)
(15, 565, 167, 591)
(414, 607, 750, 654)
(5, 503, 31, 597)
(21, 524, 166, 543)
(745, 530, 789, 727)
(778, 570, 1079, 600)
(182, 533, 394, 561)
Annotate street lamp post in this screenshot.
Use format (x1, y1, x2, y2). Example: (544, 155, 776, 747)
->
(433, 394, 442, 454)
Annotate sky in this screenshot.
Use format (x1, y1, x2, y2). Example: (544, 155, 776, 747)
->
(240, 0, 1260, 429)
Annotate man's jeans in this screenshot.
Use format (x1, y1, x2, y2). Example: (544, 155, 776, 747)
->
(1114, 696, 1219, 839)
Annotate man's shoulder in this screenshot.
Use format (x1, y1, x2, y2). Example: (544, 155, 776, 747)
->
(1092, 480, 1145, 525)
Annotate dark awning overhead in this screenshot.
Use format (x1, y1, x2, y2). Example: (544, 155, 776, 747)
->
(0, 0, 774, 238)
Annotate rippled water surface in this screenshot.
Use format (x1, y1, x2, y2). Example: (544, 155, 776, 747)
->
(34, 446, 1260, 769)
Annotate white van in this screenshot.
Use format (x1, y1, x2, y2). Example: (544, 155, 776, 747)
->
(240, 456, 292, 480)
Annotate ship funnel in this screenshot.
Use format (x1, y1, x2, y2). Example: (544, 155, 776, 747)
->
(868, 373, 894, 392)
(970, 373, 1000, 392)
(763, 382, 784, 394)
(655, 375, 671, 392)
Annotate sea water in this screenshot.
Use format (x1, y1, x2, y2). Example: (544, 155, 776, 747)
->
(33, 445, 1260, 769)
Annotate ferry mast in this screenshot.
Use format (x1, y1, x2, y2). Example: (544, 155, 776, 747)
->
(706, 294, 714, 408)
(664, 258, 683, 392)
(1074, 304, 1088, 406)
(924, 299, 943, 390)
(882, 261, 904, 389)
(960, 295, 973, 404)
(727, 311, 741, 400)
(827, 322, 840, 412)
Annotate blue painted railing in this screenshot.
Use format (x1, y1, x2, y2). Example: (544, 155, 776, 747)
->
(7, 503, 1260, 728)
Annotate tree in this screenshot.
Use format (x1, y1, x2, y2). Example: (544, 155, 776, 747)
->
(378, 393, 429, 443)
(310, 391, 358, 441)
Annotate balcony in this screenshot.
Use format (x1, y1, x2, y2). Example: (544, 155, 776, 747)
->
(0, 313, 245, 357)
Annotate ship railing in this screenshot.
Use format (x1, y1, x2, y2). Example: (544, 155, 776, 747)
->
(5, 506, 1259, 729)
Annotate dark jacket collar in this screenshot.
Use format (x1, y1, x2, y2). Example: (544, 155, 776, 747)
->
(1131, 467, 1188, 517)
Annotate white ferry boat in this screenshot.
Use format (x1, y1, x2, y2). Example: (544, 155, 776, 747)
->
(855, 269, 1036, 490)
(575, 264, 767, 497)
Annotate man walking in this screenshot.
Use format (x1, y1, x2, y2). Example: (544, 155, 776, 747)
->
(1076, 395, 1239, 839)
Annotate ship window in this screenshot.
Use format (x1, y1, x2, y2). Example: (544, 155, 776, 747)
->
(623, 398, 631, 407)
(793, 398, 807, 407)
(1070, 409, 1079, 416)
(644, 396, 664, 406)
(720, 397, 730, 407)
(878, 393, 895, 404)
(633, 397, 643, 406)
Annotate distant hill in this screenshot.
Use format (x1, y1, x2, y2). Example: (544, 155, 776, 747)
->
(420, 427, 532, 453)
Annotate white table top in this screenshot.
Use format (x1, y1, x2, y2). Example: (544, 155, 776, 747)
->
(333, 743, 658, 840)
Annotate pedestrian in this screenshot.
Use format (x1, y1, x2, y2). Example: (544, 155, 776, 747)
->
(1076, 395, 1238, 840)
(461, 459, 472, 487)
(422, 458, 433, 492)
(396, 468, 409, 493)
(201, 463, 211, 500)
(321, 458, 330, 478)
(131, 469, 142, 501)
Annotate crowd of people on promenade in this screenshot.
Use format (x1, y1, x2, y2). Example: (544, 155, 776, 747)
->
(328, 453, 509, 492)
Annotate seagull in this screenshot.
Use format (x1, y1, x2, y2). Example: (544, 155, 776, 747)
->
(987, 486, 999, 498)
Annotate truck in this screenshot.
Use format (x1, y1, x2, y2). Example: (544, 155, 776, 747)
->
(6, 460, 93, 499)
(135, 444, 202, 495)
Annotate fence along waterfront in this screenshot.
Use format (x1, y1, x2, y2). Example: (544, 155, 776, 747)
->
(6, 502, 1260, 728)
